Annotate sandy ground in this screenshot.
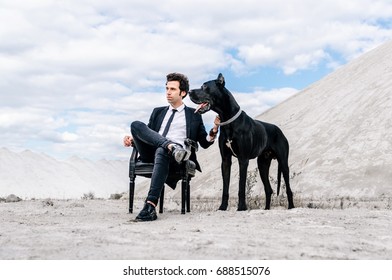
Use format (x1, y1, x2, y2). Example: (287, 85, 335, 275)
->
(0, 199, 391, 260)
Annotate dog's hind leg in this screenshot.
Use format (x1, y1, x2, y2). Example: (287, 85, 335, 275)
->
(257, 155, 273, 210)
(275, 140, 294, 209)
(237, 158, 249, 211)
(279, 159, 294, 209)
(277, 164, 281, 196)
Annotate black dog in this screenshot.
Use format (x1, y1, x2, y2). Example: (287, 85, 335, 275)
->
(189, 73, 294, 210)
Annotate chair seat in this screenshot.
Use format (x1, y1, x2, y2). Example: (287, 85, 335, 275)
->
(134, 162, 154, 177)
(134, 159, 196, 178)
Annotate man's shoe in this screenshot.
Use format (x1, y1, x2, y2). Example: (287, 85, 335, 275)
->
(171, 144, 190, 163)
(136, 203, 157, 221)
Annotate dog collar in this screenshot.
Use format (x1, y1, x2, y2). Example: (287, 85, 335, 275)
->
(218, 109, 242, 126)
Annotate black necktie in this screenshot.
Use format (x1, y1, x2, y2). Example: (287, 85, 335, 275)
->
(162, 109, 177, 137)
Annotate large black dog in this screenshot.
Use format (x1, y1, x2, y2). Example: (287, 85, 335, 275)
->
(189, 73, 294, 210)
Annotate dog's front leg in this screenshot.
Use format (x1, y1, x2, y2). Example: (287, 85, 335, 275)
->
(218, 154, 232, 211)
(237, 159, 249, 211)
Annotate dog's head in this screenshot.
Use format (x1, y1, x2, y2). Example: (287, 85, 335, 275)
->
(188, 73, 226, 114)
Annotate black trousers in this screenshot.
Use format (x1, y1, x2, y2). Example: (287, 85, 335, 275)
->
(130, 121, 174, 205)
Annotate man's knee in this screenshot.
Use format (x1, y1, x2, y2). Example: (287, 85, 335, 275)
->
(130, 120, 144, 134)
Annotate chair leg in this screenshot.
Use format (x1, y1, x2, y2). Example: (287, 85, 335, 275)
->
(186, 178, 191, 212)
(129, 177, 135, 213)
(159, 185, 165, 214)
(181, 178, 187, 214)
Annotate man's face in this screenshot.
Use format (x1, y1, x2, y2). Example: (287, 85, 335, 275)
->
(166, 81, 185, 106)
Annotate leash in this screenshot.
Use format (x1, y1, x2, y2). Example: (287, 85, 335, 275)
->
(217, 109, 242, 126)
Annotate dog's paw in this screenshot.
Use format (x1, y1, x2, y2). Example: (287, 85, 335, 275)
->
(218, 204, 228, 211)
(237, 204, 248, 211)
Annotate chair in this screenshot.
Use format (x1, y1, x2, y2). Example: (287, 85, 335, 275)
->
(128, 147, 196, 214)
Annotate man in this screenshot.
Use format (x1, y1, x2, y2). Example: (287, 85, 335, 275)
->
(124, 73, 219, 221)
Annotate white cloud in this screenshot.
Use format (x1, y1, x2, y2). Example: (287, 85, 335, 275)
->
(0, 0, 391, 159)
(233, 88, 298, 118)
(283, 50, 328, 75)
(238, 44, 276, 66)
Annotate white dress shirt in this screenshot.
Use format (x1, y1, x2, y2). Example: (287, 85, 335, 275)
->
(158, 104, 187, 146)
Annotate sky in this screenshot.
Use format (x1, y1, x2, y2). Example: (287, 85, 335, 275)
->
(1, 0, 391, 161)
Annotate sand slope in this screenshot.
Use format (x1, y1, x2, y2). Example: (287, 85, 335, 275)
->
(189, 40, 392, 205)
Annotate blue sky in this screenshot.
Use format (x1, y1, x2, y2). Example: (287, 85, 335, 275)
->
(1, 0, 392, 160)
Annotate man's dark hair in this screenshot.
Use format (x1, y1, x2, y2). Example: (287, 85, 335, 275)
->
(166, 72, 189, 98)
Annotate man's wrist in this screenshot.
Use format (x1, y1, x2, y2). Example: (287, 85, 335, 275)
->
(209, 128, 218, 137)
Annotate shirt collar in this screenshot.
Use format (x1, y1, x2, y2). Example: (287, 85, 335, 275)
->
(169, 103, 185, 113)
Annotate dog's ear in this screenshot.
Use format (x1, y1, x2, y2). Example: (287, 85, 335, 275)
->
(217, 73, 225, 87)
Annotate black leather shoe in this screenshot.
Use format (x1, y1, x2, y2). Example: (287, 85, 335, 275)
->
(171, 144, 190, 163)
(136, 203, 157, 221)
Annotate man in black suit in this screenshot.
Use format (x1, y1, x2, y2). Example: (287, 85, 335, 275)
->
(124, 73, 219, 221)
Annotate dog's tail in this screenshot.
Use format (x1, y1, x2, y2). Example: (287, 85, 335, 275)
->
(277, 164, 281, 196)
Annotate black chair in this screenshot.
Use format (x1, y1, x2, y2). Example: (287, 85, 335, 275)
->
(129, 147, 196, 214)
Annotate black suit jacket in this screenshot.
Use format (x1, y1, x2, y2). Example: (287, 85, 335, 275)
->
(147, 105, 213, 172)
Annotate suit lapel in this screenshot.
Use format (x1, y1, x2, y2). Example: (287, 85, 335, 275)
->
(185, 106, 192, 138)
(155, 106, 169, 132)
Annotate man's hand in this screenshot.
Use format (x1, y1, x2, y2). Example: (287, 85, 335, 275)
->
(123, 135, 134, 147)
(209, 115, 220, 140)
(213, 115, 220, 128)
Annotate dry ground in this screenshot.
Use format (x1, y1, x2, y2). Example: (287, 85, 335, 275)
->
(0, 199, 391, 260)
